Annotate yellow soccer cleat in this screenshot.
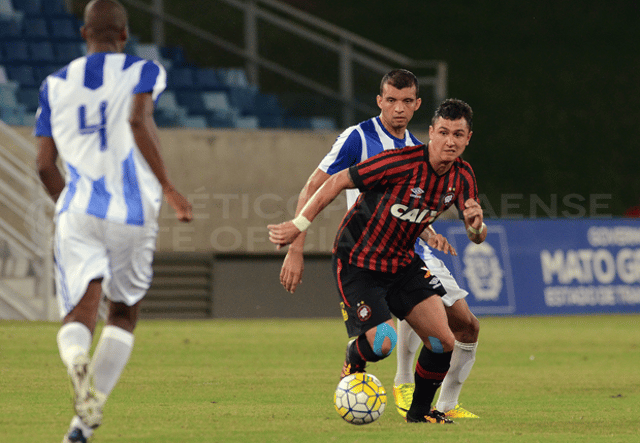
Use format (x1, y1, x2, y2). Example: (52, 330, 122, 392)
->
(443, 404, 479, 419)
(392, 383, 414, 418)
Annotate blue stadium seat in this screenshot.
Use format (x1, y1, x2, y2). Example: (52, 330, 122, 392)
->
(284, 117, 313, 129)
(10, 0, 41, 16)
(22, 17, 49, 39)
(0, 81, 28, 125)
(0, 82, 20, 107)
(217, 68, 249, 87)
(41, 0, 67, 16)
(175, 90, 207, 114)
(0, 0, 24, 20)
(160, 46, 185, 66)
(206, 111, 235, 128)
(6, 65, 38, 87)
(16, 86, 39, 112)
(253, 93, 284, 128)
(49, 17, 79, 41)
(3, 40, 30, 63)
(194, 68, 221, 90)
(167, 67, 195, 90)
(202, 91, 232, 112)
(55, 41, 83, 63)
(39, 64, 63, 80)
(29, 41, 56, 64)
(225, 86, 257, 115)
(0, 18, 22, 39)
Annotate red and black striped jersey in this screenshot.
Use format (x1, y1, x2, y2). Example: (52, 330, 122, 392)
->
(332, 144, 478, 273)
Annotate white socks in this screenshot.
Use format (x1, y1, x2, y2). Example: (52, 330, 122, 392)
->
(58, 322, 134, 436)
(57, 322, 92, 369)
(435, 340, 478, 412)
(90, 325, 134, 397)
(394, 320, 422, 385)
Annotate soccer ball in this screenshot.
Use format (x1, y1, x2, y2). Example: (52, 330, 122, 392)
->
(334, 373, 386, 425)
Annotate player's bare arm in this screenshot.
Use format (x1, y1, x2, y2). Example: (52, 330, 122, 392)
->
(268, 169, 354, 248)
(36, 136, 65, 202)
(419, 225, 457, 255)
(281, 168, 331, 293)
(129, 92, 193, 223)
(462, 198, 486, 244)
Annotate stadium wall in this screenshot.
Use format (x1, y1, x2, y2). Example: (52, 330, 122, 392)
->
(11, 125, 429, 254)
(8, 127, 640, 319)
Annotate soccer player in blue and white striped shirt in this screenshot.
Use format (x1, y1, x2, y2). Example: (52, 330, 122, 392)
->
(35, 1, 192, 441)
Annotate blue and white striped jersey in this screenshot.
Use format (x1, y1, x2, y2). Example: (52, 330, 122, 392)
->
(35, 52, 167, 227)
(317, 115, 436, 260)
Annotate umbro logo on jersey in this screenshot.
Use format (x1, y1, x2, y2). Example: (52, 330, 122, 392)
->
(410, 187, 424, 199)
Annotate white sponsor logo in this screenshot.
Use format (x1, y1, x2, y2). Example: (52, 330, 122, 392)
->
(390, 203, 436, 223)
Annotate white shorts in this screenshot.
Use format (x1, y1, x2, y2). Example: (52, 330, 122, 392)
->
(54, 212, 158, 318)
(420, 255, 468, 308)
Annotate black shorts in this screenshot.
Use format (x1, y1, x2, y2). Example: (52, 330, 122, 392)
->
(332, 254, 447, 338)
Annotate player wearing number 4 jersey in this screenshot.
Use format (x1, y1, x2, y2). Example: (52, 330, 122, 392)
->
(278, 70, 480, 420)
(35, 1, 192, 442)
(269, 97, 486, 424)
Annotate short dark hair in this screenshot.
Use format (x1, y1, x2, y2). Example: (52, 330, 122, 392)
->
(432, 98, 473, 130)
(380, 69, 419, 97)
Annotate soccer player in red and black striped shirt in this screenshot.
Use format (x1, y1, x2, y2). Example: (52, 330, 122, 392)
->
(269, 99, 486, 424)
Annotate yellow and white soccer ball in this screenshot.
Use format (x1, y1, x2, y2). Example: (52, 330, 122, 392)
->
(334, 373, 386, 425)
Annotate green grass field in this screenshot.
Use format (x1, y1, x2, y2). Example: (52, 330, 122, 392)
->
(1, 315, 639, 442)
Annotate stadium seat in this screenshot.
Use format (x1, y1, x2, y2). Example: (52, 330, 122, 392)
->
(0, 65, 9, 83)
(0, 18, 22, 39)
(202, 91, 231, 111)
(0, 81, 28, 125)
(175, 91, 207, 114)
(253, 93, 284, 128)
(310, 116, 336, 130)
(3, 40, 30, 63)
(217, 68, 249, 87)
(6, 65, 38, 87)
(0, 81, 19, 106)
(0, 0, 24, 20)
(29, 41, 56, 64)
(16, 86, 39, 112)
(41, 0, 67, 16)
(205, 110, 235, 128)
(179, 114, 207, 128)
(10, 0, 41, 16)
(160, 46, 185, 66)
(167, 67, 196, 90)
(234, 115, 259, 129)
(226, 86, 257, 115)
(194, 68, 221, 90)
(0, 106, 28, 125)
(284, 116, 313, 129)
(22, 17, 49, 40)
(55, 42, 83, 63)
(134, 43, 161, 61)
(49, 17, 80, 41)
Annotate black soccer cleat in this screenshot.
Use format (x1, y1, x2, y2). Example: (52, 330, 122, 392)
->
(406, 409, 455, 424)
(339, 339, 366, 379)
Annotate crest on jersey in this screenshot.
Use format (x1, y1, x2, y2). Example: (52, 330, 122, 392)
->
(356, 302, 372, 321)
(410, 187, 424, 199)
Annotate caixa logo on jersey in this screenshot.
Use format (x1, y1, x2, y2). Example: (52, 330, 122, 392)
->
(443, 223, 517, 314)
(390, 203, 438, 223)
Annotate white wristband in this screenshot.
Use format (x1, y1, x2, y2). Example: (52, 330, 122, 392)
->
(292, 215, 312, 232)
(467, 222, 486, 235)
